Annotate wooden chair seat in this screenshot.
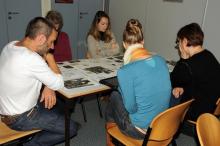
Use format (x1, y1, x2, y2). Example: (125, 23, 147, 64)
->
(173, 97, 220, 145)
(0, 121, 40, 145)
(107, 99, 194, 146)
(196, 113, 220, 146)
(108, 126, 143, 146)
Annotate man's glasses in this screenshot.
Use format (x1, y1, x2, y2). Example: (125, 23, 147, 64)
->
(175, 39, 179, 49)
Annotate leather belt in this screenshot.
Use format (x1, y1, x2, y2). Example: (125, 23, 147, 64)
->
(0, 107, 36, 126)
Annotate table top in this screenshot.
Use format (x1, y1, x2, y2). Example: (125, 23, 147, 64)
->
(57, 56, 123, 99)
(57, 55, 175, 99)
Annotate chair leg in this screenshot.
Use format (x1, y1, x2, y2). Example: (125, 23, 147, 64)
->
(96, 95, 103, 118)
(79, 98, 87, 122)
(173, 121, 200, 146)
(112, 137, 125, 146)
(192, 126, 200, 146)
(171, 123, 183, 146)
(106, 122, 117, 146)
(171, 139, 177, 146)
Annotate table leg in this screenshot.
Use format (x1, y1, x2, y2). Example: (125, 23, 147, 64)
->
(63, 97, 77, 146)
(65, 100, 70, 146)
(96, 94, 103, 118)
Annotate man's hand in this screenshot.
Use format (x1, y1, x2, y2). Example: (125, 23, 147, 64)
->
(40, 86, 56, 109)
(172, 87, 184, 98)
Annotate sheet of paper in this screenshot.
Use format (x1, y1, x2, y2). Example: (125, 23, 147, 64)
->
(57, 55, 175, 96)
(58, 62, 100, 93)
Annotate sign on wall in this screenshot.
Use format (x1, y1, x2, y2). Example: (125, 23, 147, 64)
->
(55, 0, 73, 3)
(164, 0, 183, 2)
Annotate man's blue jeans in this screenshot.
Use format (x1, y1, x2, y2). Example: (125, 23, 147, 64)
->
(105, 91, 145, 139)
(9, 103, 77, 146)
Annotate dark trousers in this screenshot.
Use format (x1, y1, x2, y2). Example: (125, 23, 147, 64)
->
(105, 91, 145, 139)
(169, 94, 181, 108)
(9, 103, 77, 146)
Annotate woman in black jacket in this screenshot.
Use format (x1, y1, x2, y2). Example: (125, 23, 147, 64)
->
(170, 23, 220, 121)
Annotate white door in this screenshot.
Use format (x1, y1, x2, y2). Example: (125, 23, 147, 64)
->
(51, 1, 78, 59)
(0, 0, 8, 52)
(5, 0, 41, 41)
(52, 0, 103, 59)
(77, 0, 103, 58)
(0, 0, 41, 53)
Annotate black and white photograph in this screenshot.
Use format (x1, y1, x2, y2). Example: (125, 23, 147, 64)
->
(64, 78, 93, 89)
(84, 66, 113, 74)
(63, 65, 74, 69)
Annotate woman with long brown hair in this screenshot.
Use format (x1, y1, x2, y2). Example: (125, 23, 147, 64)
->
(87, 11, 120, 58)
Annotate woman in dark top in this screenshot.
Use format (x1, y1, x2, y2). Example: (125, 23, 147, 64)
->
(46, 10, 72, 62)
(170, 23, 220, 121)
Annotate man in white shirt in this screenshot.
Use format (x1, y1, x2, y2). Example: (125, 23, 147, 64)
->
(0, 17, 77, 146)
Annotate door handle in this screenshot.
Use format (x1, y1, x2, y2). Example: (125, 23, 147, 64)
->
(8, 12, 20, 15)
(80, 12, 88, 15)
(79, 12, 88, 19)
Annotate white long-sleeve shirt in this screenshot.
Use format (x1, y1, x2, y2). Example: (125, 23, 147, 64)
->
(0, 41, 64, 115)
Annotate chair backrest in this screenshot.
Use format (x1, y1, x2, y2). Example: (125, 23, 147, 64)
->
(144, 99, 194, 146)
(0, 121, 40, 145)
(214, 97, 220, 116)
(77, 41, 88, 59)
(196, 113, 220, 146)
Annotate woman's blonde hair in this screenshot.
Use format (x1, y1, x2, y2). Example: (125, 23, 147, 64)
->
(123, 19, 143, 45)
(87, 11, 112, 43)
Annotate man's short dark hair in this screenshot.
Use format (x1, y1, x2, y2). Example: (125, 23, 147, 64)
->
(25, 17, 54, 39)
(177, 23, 204, 47)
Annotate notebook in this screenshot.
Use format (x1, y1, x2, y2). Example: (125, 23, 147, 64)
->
(99, 76, 119, 90)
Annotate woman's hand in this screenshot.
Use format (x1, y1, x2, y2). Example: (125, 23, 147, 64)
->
(111, 42, 119, 49)
(172, 87, 184, 98)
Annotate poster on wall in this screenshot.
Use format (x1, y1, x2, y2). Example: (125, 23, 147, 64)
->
(55, 0, 73, 3)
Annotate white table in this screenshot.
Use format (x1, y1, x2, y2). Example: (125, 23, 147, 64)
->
(57, 56, 123, 146)
(56, 55, 175, 146)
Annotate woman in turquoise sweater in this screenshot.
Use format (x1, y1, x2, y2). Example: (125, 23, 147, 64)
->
(105, 19, 171, 146)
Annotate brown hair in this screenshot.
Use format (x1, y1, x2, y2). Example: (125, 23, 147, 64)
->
(25, 17, 54, 39)
(46, 10, 63, 32)
(87, 11, 112, 43)
(123, 19, 143, 45)
(177, 23, 204, 47)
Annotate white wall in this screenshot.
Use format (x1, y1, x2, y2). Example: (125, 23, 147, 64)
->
(144, 0, 207, 61)
(109, 0, 220, 62)
(203, 1, 220, 61)
(109, 0, 148, 51)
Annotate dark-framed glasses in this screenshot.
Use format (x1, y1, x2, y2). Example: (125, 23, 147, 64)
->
(175, 39, 180, 49)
